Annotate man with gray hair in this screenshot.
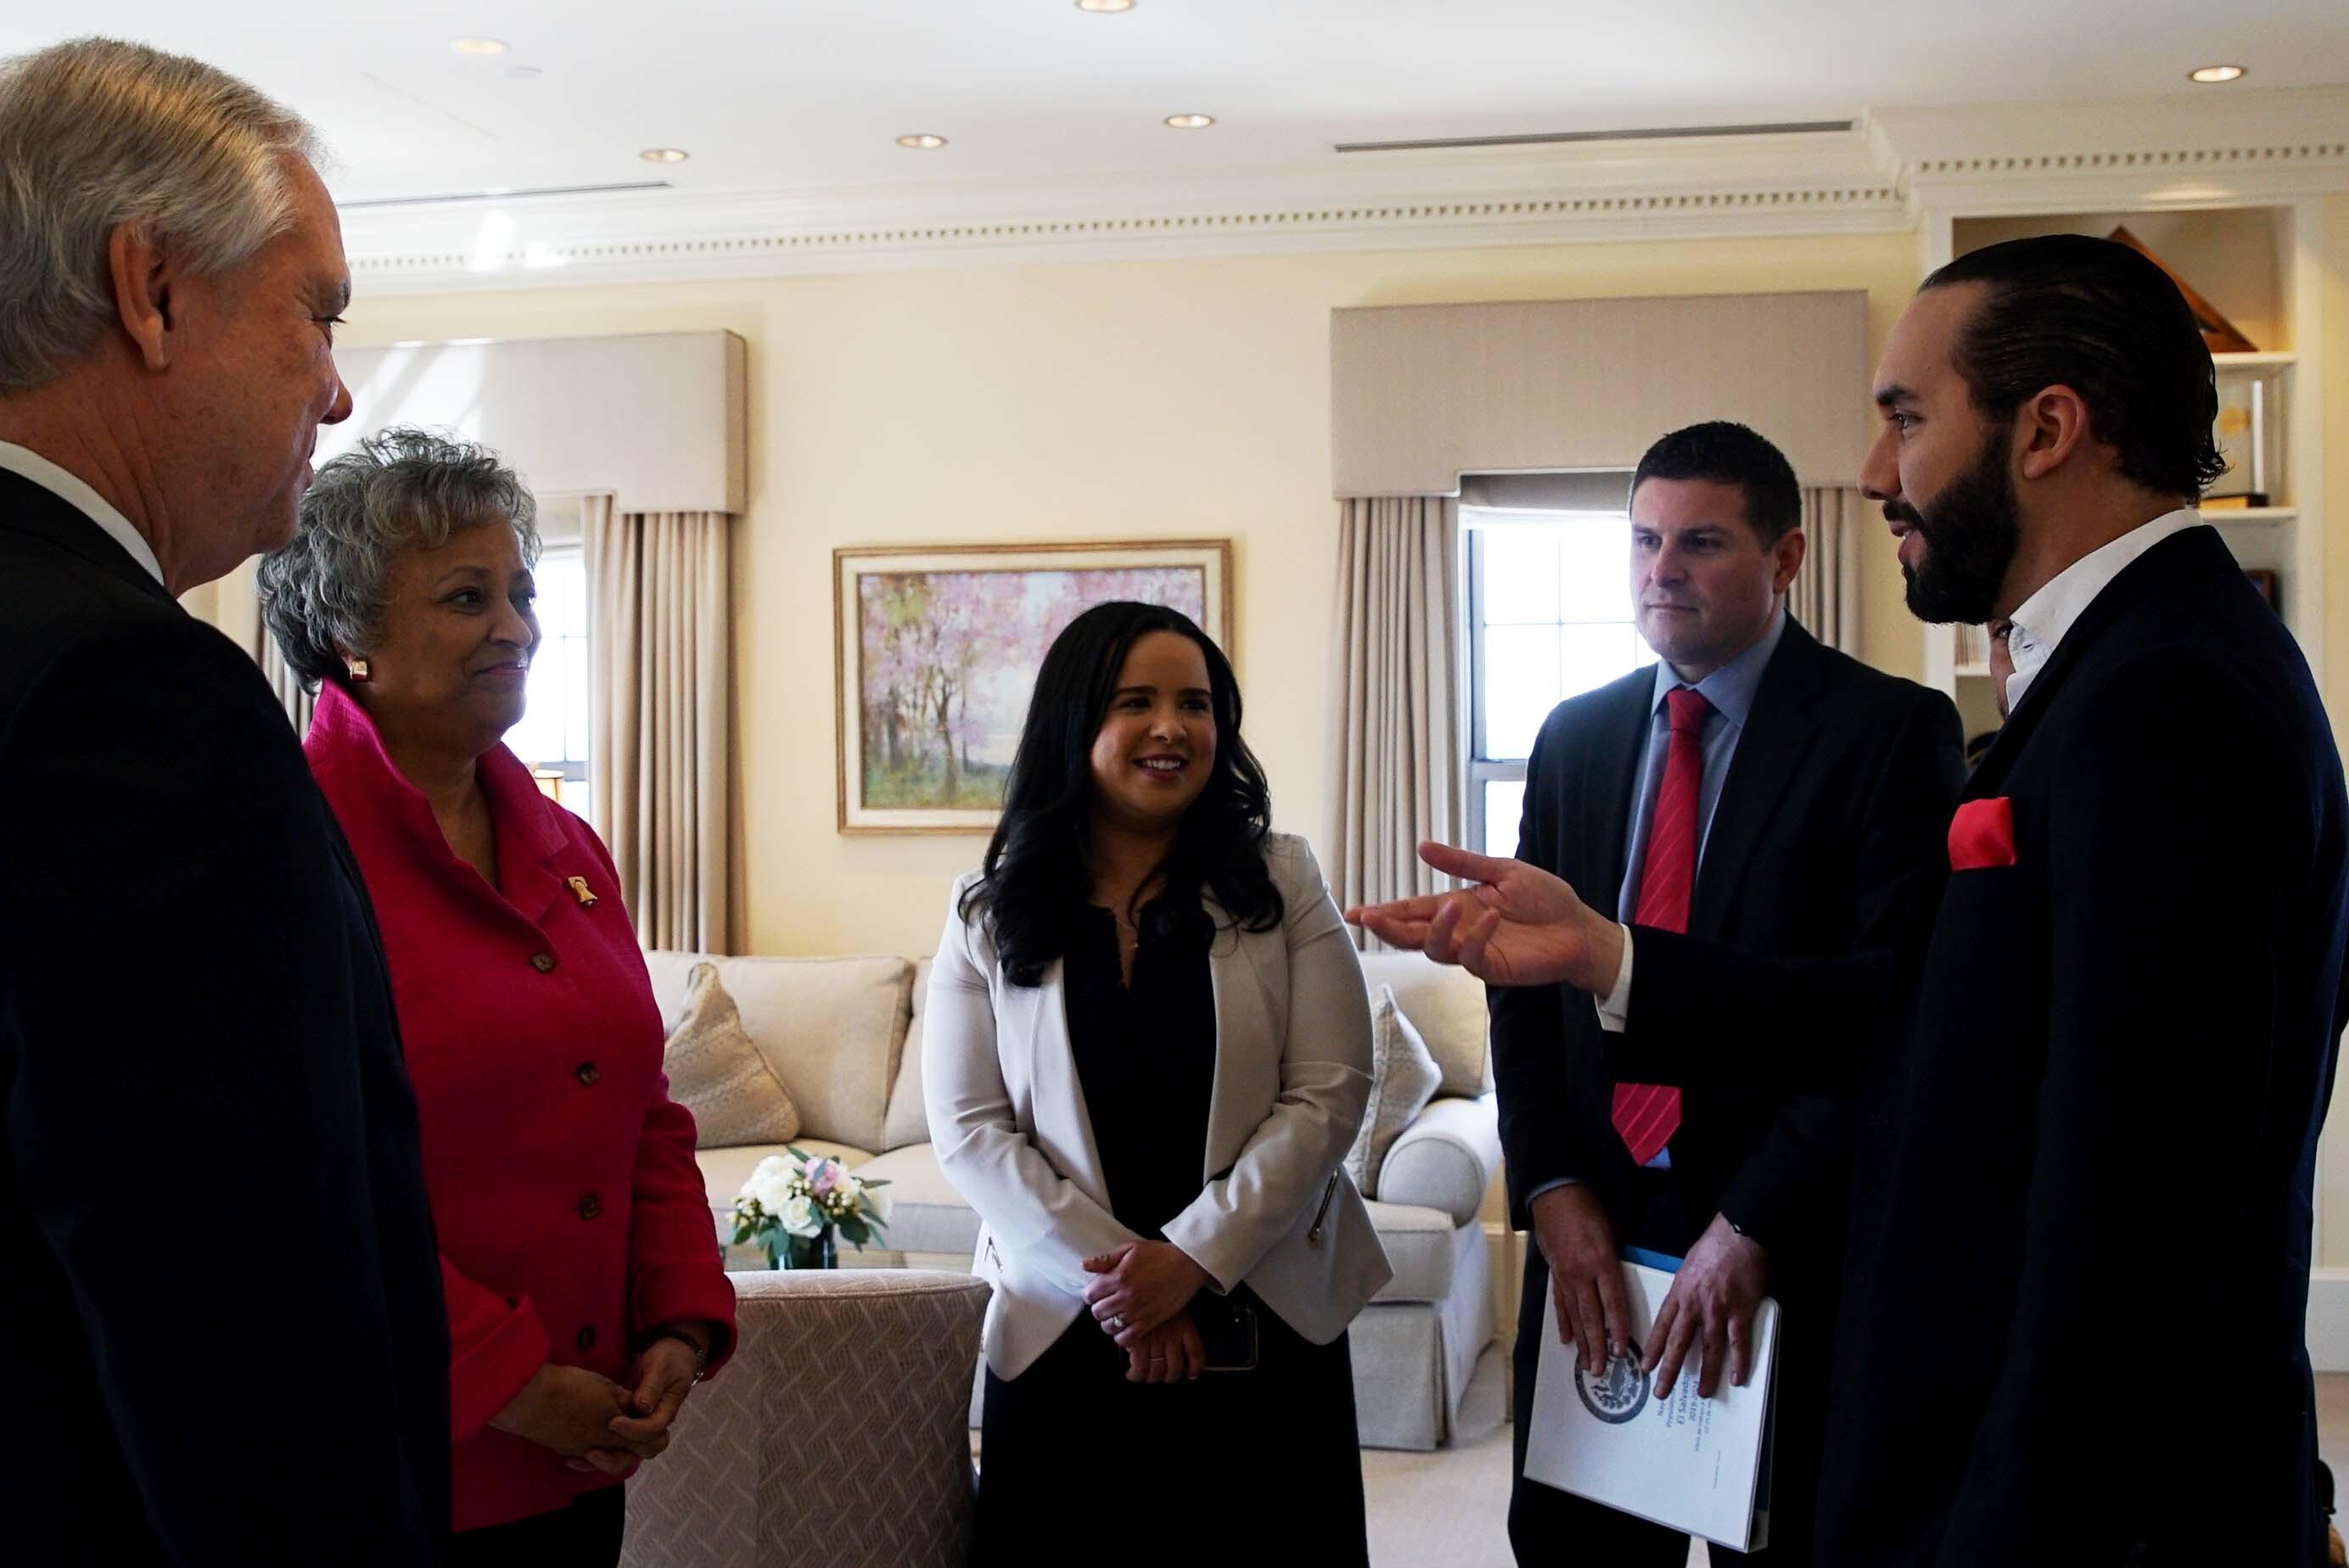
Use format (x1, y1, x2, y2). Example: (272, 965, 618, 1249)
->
(0, 37, 448, 1562)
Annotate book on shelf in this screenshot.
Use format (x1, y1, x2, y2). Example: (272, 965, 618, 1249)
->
(2202, 493, 2270, 512)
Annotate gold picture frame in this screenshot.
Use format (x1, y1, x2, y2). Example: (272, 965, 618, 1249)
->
(833, 539, 1235, 835)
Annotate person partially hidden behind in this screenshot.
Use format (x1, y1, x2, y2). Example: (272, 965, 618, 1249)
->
(261, 428, 736, 1565)
(0, 39, 447, 1563)
(925, 601, 1392, 1566)
(1496, 422, 1961, 1565)
(1355, 234, 2349, 1565)
(1963, 618, 2016, 765)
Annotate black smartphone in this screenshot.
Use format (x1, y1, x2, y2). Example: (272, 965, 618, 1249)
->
(1192, 1299, 1259, 1372)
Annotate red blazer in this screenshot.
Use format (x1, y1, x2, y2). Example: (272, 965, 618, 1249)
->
(306, 683, 735, 1532)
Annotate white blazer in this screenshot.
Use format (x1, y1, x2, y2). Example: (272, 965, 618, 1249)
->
(925, 832, 1394, 1380)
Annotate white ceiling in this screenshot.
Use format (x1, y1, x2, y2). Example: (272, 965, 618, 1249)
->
(8, 2, 2347, 207)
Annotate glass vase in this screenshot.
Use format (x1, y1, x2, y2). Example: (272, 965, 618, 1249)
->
(768, 1229, 838, 1270)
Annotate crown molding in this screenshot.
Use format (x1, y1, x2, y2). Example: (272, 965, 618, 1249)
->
(339, 90, 2349, 294)
(1883, 87, 2349, 214)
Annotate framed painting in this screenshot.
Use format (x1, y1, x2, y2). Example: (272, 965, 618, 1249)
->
(835, 539, 1233, 834)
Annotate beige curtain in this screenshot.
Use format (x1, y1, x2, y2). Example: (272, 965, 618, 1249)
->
(222, 561, 313, 734)
(1790, 485, 1864, 655)
(1325, 496, 1464, 944)
(256, 633, 314, 736)
(586, 496, 735, 953)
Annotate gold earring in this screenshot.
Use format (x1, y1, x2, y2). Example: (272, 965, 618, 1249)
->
(345, 657, 371, 683)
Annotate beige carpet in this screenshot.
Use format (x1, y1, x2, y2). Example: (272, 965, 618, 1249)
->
(1362, 1371, 2349, 1567)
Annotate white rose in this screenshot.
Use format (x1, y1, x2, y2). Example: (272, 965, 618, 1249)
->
(742, 1156, 796, 1217)
(779, 1193, 823, 1238)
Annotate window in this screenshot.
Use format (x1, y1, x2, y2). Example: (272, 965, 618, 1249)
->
(507, 544, 594, 826)
(1465, 510, 1654, 857)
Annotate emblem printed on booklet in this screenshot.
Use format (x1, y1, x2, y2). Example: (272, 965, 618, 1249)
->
(1574, 1343, 1651, 1425)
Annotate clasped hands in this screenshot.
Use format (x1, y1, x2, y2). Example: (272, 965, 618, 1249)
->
(1344, 841, 1621, 994)
(1082, 1240, 1210, 1385)
(1536, 1187, 1765, 1401)
(491, 1330, 707, 1477)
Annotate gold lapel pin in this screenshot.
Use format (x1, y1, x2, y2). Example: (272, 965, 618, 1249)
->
(568, 876, 599, 908)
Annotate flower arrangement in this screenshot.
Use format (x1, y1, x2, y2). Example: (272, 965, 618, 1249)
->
(732, 1147, 892, 1270)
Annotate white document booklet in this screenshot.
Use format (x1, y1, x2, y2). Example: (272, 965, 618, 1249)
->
(1522, 1254, 1780, 1552)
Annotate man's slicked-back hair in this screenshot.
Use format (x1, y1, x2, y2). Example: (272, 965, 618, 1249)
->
(1921, 233, 2225, 499)
(0, 36, 323, 391)
(1629, 421, 1802, 546)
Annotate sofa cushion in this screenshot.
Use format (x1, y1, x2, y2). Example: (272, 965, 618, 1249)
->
(1362, 1199, 1470, 1303)
(882, 958, 934, 1151)
(853, 1143, 983, 1259)
(663, 963, 803, 1149)
(696, 1140, 877, 1230)
(1375, 1094, 1502, 1226)
(646, 951, 911, 1153)
(1344, 986, 1443, 1198)
(1358, 950, 1492, 1097)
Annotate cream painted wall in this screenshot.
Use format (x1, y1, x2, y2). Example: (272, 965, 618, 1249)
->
(2319, 192, 2349, 1269)
(323, 232, 1924, 962)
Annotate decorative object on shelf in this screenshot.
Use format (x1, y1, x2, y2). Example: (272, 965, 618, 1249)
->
(732, 1147, 892, 1270)
(2105, 225, 2256, 353)
(2208, 370, 2273, 501)
(2245, 569, 2281, 613)
(2202, 493, 2270, 511)
(834, 539, 1232, 833)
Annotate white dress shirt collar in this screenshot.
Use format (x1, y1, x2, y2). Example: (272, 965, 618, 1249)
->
(2001, 507, 2204, 714)
(0, 440, 165, 587)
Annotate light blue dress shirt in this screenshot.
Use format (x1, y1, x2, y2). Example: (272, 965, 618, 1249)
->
(1605, 605, 1787, 1172)
(1614, 604, 1789, 925)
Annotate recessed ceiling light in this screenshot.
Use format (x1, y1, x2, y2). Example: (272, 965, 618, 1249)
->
(639, 148, 689, 164)
(897, 133, 949, 149)
(450, 38, 509, 55)
(2188, 64, 2246, 83)
(1076, 0, 1136, 11)
(1164, 113, 1215, 130)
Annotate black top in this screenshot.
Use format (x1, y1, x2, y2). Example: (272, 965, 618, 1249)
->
(1062, 901, 1216, 1238)
(0, 470, 451, 1565)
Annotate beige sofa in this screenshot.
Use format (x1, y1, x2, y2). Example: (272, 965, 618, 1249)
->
(646, 947, 1502, 1452)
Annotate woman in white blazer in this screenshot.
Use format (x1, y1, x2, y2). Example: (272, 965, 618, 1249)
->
(926, 601, 1390, 1565)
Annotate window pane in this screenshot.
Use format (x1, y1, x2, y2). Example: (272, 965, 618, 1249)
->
(1557, 514, 1633, 622)
(510, 659, 563, 764)
(513, 546, 591, 775)
(1560, 622, 1645, 703)
(533, 552, 586, 639)
(1483, 780, 1527, 859)
(1483, 624, 1562, 760)
(1478, 526, 1561, 625)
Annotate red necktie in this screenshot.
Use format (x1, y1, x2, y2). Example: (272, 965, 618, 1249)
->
(1612, 686, 1710, 1168)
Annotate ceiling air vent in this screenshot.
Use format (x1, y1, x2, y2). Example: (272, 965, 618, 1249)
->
(1335, 120, 1852, 154)
(339, 180, 674, 210)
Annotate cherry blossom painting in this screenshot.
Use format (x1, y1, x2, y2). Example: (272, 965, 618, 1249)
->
(835, 540, 1231, 832)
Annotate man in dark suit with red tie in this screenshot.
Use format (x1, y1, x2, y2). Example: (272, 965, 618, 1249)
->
(1363, 236, 2349, 1565)
(1495, 423, 1964, 1565)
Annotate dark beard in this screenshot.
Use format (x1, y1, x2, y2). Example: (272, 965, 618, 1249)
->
(1897, 429, 2022, 624)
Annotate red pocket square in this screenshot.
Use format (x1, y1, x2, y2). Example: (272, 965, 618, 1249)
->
(1948, 798, 2017, 871)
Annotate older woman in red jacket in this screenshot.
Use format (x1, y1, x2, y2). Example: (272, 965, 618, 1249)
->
(258, 428, 734, 1565)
